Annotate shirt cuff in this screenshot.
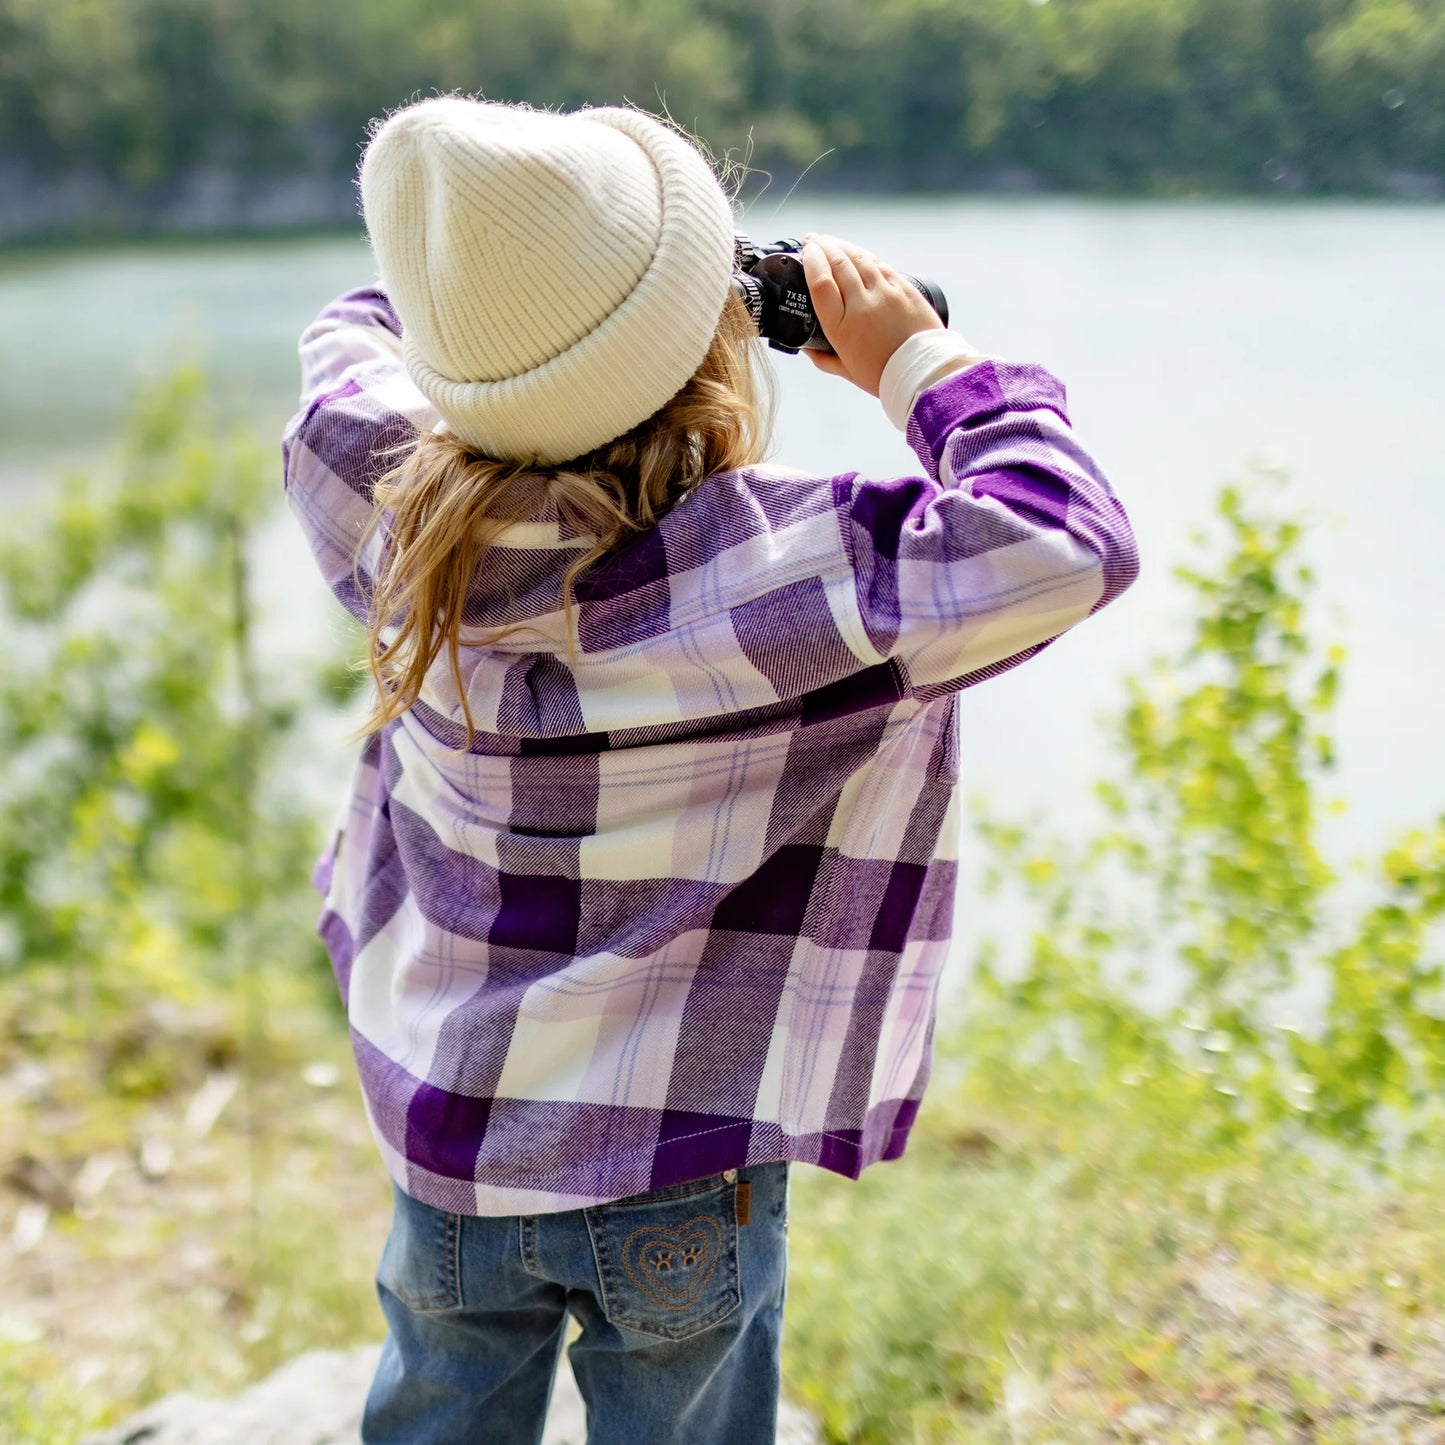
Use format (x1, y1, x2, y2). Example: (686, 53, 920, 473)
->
(879, 330, 992, 432)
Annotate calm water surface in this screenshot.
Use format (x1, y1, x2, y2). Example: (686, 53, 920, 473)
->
(3, 201, 1443, 925)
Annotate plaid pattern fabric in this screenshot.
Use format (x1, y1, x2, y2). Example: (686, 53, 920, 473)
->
(282, 288, 1138, 1215)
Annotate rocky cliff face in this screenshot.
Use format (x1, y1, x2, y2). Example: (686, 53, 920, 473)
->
(0, 157, 360, 245)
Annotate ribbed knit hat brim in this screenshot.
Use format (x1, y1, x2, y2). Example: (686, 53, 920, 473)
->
(359, 98, 736, 464)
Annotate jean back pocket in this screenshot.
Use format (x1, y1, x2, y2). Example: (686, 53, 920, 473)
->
(585, 1174, 741, 1340)
(377, 1181, 463, 1314)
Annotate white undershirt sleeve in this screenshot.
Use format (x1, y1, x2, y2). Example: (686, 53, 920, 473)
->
(878, 329, 994, 433)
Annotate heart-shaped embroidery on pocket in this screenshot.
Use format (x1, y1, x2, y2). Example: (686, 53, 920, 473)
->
(620, 1215, 724, 1310)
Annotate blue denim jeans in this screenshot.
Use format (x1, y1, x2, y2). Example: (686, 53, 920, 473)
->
(362, 1161, 791, 1445)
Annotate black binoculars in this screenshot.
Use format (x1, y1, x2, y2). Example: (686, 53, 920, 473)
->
(732, 235, 949, 355)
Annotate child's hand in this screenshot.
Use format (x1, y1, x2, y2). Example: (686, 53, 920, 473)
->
(800, 233, 945, 397)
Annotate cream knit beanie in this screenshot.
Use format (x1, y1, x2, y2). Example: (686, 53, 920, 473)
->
(358, 96, 737, 465)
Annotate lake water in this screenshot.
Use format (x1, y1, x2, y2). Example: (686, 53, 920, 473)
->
(3, 200, 1443, 917)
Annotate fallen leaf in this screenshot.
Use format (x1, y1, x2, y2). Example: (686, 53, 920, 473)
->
(138, 1135, 174, 1180)
(73, 1153, 122, 1202)
(185, 1073, 239, 1139)
(12, 1200, 50, 1254)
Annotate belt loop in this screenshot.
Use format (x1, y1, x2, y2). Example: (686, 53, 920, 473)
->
(519, 1215, 540, 1275)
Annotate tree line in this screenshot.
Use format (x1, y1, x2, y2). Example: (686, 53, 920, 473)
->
(0, 0, 1441, 219)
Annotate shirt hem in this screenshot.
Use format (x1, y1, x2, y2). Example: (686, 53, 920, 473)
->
(369, 1099, 922, 1217)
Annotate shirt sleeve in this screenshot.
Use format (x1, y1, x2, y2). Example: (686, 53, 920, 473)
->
(877, 329, 992, 432)
(280, 287, 435, 624)
(835, 360, 1139, 701)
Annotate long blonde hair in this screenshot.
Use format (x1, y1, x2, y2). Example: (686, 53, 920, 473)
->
(351, 292, 773, 749)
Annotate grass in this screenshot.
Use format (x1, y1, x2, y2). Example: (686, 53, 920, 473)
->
(0, 966, 391, 1444)
(784, 1044, 1445, 1442)
(6, 973, 1445, 1444)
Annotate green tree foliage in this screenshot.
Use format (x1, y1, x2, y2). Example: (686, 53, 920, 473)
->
(0, 371, 342, 1032)
(0, 0, 1440, 208)
(962, 470, 1445, 1155)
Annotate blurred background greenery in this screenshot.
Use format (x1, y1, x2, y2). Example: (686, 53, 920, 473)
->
(2, 1, 1444, 1441)
(2, 0, 1444, 235)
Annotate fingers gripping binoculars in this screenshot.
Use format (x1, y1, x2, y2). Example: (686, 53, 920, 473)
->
(731, 235, 949, 355)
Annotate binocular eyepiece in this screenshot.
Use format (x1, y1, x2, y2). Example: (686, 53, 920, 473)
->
(732, 235, 949, 355)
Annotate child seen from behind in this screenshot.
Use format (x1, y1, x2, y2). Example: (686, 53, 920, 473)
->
(282, 95, 1139, 1445)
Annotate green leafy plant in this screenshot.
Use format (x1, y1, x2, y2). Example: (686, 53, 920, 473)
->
(0, 368, 349, 1071)
(960, 468, 1445, 1153)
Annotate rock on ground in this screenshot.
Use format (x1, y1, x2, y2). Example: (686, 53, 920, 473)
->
(81, 1345, 820, 1445)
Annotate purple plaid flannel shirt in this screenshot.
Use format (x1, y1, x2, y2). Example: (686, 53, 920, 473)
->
(282, 287, 1138, 1215)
